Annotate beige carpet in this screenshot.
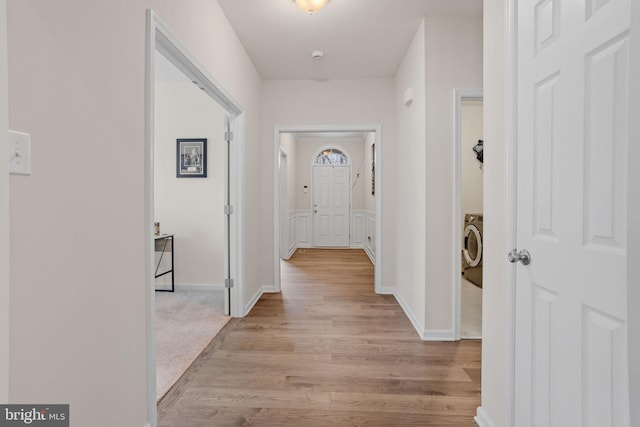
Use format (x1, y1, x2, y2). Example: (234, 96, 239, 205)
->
(155, 289, 230, 401)
(461, 277, 482, 339)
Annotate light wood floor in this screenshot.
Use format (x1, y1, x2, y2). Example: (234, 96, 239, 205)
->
(158, 248, 481, 426)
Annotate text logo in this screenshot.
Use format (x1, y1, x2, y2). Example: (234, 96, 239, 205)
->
(0, 405, 68, 427)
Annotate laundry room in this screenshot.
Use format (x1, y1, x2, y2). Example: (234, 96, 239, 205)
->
(460, 99, 483, 339)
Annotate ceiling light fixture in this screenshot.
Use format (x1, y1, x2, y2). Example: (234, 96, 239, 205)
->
(293, 0, 329, 15)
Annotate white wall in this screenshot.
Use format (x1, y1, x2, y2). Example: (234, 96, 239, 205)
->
(0, 0, 9, 403)
(392, 16, 483, 339)
(280, 133, 297, 210)
(6, 1, 262, 425)
(154, 80, 226, 289)
(478, 0, 511, 425)
(262, 79, 396, 288)
(461, 101, 484, 221)
(394, 20, 427, 334)
(423, 16, 483, 335)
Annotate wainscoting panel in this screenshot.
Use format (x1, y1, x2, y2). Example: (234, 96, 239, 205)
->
(364, 212, 376, 264)
(287, 210, 375, 263)
(294, 210, 312, 248)
(351, 211, 366, 248)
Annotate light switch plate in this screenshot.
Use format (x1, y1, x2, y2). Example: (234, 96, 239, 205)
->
(8, 130, 31, 175)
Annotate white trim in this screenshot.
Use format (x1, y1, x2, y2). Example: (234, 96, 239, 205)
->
(294, 209, 312, 248)
(168, 283, 226, 292)
(390, 289, 455, 341)
(422, 329, 456, 341)
(363, 211, 376, 264)
(145, 9, 246, 425)
(453, 88, 483, 341)
(391, 288, 426, 339)
(273, 124, 383, 294)
(287, 210, 297, 258)
(629, 2, 640, 425)
(244, 285, 276, 316)
(504, 1, 518, 425)
(474, 407, 497, 427)
(0, 0, 9, 402)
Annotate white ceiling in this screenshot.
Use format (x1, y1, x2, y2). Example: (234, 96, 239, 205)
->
(217, 0, 483, 80)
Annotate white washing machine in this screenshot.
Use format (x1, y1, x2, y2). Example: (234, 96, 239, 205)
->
(463, 213, 483, 288)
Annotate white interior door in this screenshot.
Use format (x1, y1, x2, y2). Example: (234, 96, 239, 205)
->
(313, 166, 350, 247)
(279, 150, 289, 259)
(514, 1, 630, 426)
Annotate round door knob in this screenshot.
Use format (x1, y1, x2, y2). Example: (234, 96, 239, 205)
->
(508, 249, 531, 265)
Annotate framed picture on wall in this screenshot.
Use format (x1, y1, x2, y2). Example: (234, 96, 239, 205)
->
(176, 138, 207, 178)
(371, 143, 375, 196)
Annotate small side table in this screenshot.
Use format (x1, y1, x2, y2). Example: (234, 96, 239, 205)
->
(154, 234, 174, 292)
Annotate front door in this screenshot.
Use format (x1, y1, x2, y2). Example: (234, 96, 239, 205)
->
(514, 1, 631, 425)
(313, 166, 350, 247)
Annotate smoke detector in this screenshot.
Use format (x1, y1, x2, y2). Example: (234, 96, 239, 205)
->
(311, 50, 325, 60)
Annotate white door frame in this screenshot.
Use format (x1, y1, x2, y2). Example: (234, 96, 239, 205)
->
(453, 88, 483, 341)
(629, 2, 640, 424)
(273, 125, 383, 294)
(0, 0, 10, 403)
(145, 9, 246, 424)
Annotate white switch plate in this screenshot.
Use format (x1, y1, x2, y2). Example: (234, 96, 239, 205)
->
(8, 130, 31, 175)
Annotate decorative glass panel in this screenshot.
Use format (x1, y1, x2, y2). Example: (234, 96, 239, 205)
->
(314, 148, 349, 165)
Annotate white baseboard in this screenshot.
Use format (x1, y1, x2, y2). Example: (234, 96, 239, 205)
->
(287, 244, 297, 259)
(378, 286, 394, 295)
(174, 283, 225, 291)
(392, 289, 455, 341)
(474, 407, 497, 427)
(244, 285, 276, 316)
(391, 289, 427, 339)
(364, 245, 375, 265)
(422, 329, 456, 341)
(154, 282, 225, 292)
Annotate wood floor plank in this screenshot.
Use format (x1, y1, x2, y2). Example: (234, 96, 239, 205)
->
(158, 248, 481, 426)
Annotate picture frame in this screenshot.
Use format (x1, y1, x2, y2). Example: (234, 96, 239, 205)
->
(176, 138, 207, 178)
(371, 143, 375, 196)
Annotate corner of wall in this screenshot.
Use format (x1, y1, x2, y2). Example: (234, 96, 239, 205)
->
(474, 407, 498, 427)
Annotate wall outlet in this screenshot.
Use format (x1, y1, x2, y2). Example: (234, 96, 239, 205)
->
(8, 130, 31, 175)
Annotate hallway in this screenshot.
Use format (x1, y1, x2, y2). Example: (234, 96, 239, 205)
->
(158, 249, 481, 426)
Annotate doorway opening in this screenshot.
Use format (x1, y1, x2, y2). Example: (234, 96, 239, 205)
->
(145, 9, 245, 424)
(453, 89, 484, 340)
(274, 126, 382, 294)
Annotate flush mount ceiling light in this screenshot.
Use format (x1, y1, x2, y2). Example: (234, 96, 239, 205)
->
(293, 0, 329, 14)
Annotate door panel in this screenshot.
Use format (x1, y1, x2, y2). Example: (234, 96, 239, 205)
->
(515, 0, 630, 425)
(313, 166, 350, 247)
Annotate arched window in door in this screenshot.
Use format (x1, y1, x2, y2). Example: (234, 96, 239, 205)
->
(314, 148, 350, 166)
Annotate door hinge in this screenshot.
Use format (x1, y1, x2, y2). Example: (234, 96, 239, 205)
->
(224, 131, 234, 142)
(224, 205, 234, 215)
(225, 278, 234, 289)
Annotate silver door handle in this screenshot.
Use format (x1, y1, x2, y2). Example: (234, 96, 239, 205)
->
(508, 249, 531, 265)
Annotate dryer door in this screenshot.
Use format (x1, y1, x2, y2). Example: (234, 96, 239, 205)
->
(463, 224, 482, 267)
